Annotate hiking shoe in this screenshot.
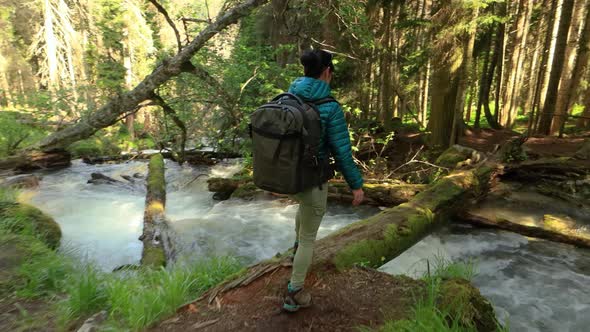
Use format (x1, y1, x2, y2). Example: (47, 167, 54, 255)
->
(282, 283, 311, 312)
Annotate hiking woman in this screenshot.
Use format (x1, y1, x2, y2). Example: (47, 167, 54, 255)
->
(283, 49, 364, 312)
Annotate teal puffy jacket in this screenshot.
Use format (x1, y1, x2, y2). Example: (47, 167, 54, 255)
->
(288, 77, 364, 190)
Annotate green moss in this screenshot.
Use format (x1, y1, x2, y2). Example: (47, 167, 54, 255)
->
(147, 154, 166, 200)
(436, 146, 470, 168)
(0, 202, 62, 249)
(438, 279, 499, 332)
(412, 174, 469, 212)
(141, 246, 166, 267)
(231, 182, 261, 200)
(333, 207, 436, 270)
(68, 136, 121, 158)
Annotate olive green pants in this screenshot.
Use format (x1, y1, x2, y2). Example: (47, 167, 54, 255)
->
(291, 184, 328, 289)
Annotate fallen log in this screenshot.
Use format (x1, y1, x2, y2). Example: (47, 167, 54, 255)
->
(501, 157, 590, 182)
(457, 211, 590, 249)
(199, 162, 497, 303)
(206, 177, 426, 206)
(328, 180, 426, 206)
(0, 150, 71, 172)
(82, 150, 240, 166)
(139, 154, 174, 267)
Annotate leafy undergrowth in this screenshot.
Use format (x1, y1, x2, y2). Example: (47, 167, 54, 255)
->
(367, 258, 507, 332)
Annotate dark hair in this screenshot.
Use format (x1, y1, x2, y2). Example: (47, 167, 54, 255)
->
(300, 49, 334, 78)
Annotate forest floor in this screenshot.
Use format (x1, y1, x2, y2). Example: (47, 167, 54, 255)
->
(153, 266, 421, 332)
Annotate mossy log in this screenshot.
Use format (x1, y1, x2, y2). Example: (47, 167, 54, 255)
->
(207, 177, 426, 206)
(199, 162, 497, 304)
(501, 157, 590, 182)
(328, 180, 426, 206)
(457, 211, 590, 249)
(0, 202, 62, 249)
(83, 150, 241, 165)
(0, 150, 71, 172)
(139, 154, 174, 267)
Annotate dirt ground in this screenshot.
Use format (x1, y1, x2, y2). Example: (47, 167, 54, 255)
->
(153, 267, 422, 332)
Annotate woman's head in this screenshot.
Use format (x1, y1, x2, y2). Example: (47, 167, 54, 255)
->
(300, 49, 335, 82)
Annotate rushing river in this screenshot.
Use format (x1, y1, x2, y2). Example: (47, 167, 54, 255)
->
(380, 224, 590, 332)
(26, 159, 374, 270)
(24, 159, 590, 331)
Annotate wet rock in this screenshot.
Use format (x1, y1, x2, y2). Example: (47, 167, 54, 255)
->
(77, 311, 107, 332)
(121, 175, 135, 184)
(0, 174, 40, 189)
(87, 173, 123, 185)
(213, 191, 233, 201)
(207, 178, 239, 193)
(133, 172, 144, 179)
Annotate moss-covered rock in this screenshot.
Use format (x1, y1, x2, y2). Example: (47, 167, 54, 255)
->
(231, 182, 263, 200)
(0, 202, 61, 249)
(207, 178, 239, 193)
(438, 278, 500, 332)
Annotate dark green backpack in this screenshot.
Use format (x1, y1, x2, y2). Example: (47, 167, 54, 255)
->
(250, 93, 336, 194)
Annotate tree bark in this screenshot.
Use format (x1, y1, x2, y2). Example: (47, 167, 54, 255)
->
(553, 0, 590, 134)
(29, 0, 269, 153)
(538, 0, 576, 134)
(428, 1, 467, 148)
(530, 0, 559, 133)
(501, 0, 533, 128)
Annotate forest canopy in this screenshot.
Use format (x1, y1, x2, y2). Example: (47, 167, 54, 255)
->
(0, 0, 589, 163)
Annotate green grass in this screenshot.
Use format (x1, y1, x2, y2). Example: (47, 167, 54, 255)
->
(8, 242, 241, 330)
(15, 251, 242, 330)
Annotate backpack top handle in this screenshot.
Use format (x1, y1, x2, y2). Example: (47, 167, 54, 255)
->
(272, 92, 306, 106)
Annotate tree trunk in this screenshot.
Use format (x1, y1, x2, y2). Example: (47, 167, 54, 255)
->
(577, 88, 590, 128)
(501, 0, 533, 128)
(552, 0, 590, 134)
(140, 154, 174, 267)
(531, 0, 559, 133)
(428, 1, 467, 148)
(450, 5, 478, 145)
(494, 2, 508, 122)
(538, 0, 575, 134)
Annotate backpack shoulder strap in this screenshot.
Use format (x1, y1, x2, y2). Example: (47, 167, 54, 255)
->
(311, 96, 338, 106)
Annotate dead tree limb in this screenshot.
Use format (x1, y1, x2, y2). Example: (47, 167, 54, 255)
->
(148, 0, 183, 51)
(29, 0, 269, 154)
(151, 93, 188, 163)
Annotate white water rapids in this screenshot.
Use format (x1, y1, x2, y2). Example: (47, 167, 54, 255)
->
(22, 159, 590, 331)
